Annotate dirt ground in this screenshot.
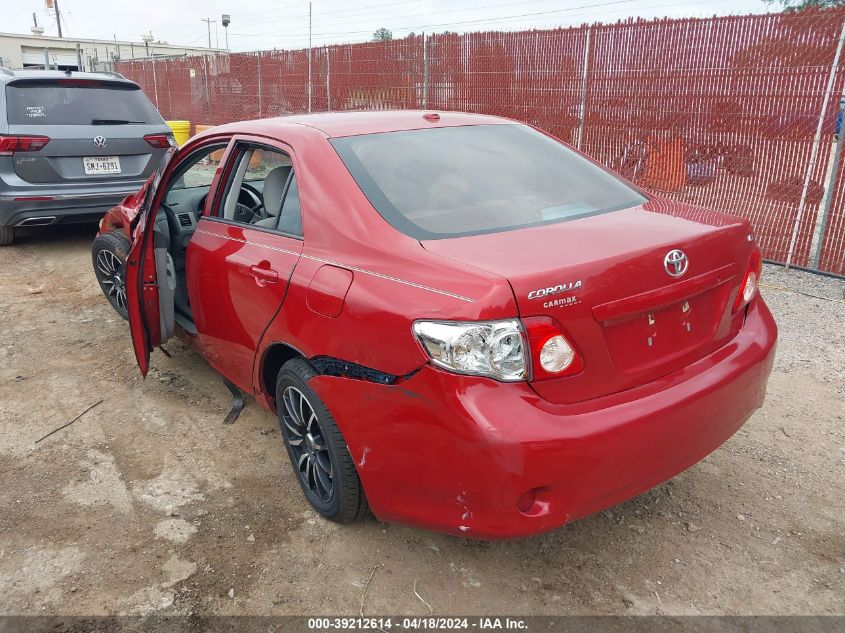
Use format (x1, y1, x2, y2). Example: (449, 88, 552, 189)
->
(0, 223, 842, 617)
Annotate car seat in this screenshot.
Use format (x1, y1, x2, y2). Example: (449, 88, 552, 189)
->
(254, 166, 292, 228)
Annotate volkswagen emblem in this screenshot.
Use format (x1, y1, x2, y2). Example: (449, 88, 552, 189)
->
(93, 135, 107, 149)
(664, 249, 689, 278)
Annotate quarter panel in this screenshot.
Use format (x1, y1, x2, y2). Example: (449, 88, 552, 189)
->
(257, 248, 519, 382)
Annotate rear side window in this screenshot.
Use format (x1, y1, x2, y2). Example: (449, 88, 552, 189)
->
(5, 81, 162, 126)
(331, 124, 647, 239)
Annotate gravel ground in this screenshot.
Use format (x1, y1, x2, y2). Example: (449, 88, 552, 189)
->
(0, 224, 843, 617)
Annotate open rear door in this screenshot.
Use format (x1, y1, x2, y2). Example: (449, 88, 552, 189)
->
(125, 147, 178, 376)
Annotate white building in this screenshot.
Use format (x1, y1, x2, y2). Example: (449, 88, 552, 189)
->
(0, 29, 224, 72)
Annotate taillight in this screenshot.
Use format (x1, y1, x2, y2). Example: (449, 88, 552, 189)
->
(413, 319, 528, 382)
(144, 134, 174, 149)
(523, 316, 584, 380)
(0, 135, 50, 155)
(734, 247, 763, 312)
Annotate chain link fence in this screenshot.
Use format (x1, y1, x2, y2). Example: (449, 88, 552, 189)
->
(116, 8, 845, 275)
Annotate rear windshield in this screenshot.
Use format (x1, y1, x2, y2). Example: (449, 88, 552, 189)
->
(5, 81, 162, 126)
(331, 124, 646, 239)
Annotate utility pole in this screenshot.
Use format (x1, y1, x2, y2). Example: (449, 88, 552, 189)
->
(201, 18, 215, 49)
(307, 1, 312, 112)
(786, 18, 845, 268)
(54, 0, 63, 38)
(810, 95, 845, 269)
(422, 32, 428, 108)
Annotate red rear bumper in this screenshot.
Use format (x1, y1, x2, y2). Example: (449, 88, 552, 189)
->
(310, 297, 777, 539)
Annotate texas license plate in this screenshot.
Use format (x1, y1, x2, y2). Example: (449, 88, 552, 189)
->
(83, 156, 121, 175)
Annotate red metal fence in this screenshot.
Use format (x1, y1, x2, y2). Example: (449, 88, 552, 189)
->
(116, 9, 845, 275)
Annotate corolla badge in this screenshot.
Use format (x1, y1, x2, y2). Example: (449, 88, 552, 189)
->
(527, 280, 582, 300)
(93, 135, 107, 149)
(663, 249, 688, 278)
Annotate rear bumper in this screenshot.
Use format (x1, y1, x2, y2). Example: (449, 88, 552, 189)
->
(0, 186, 143, 227)
(310, 296, 777, 539)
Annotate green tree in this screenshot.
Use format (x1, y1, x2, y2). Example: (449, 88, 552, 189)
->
(372, 27, 393, 41)
(764, 0, 844, 9)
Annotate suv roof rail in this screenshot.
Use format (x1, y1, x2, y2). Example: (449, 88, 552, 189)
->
(97, 70, 126, 80)
(0, 67, 14, 77)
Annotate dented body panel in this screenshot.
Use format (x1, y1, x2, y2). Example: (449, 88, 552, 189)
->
(99, 110, 778, 539)
(310, 298, 776, 539)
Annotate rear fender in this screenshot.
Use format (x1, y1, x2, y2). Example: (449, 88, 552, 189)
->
(97, 172, 156, 238)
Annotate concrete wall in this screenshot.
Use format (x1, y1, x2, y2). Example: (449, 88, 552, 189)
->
(0, 31, 224, 72)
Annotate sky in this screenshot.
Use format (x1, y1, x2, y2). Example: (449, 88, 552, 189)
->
(5, 0, 772, 52)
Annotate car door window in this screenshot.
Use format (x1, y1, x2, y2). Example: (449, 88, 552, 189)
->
(244, 150, 291, 182)
(218, 143, 301, 237)
(161, 143, 228, 219)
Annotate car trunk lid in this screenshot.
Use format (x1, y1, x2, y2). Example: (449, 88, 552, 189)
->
(421, 200, 754, 404)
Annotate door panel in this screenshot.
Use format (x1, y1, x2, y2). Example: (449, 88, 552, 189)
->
(125, 188, 164, 377)
(187, 220, 302, 391)
(125, 139, 231, 377)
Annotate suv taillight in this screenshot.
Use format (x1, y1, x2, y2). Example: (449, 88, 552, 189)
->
(523, 316, 584, 380)
(734, 247, 762, 312)
(0, 135, 50, 155)
(144, 134, 174, 149)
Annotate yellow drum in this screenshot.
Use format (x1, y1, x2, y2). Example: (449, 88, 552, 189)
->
(165, 120, 191, 146)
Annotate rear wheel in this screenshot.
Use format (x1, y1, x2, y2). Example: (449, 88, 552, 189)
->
(92, 230, 130, 320)
(276, 358, 368, 523)
(0, 226, 13, 246)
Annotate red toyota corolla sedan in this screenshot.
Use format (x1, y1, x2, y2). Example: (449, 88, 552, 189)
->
(92, 111, 777, 539)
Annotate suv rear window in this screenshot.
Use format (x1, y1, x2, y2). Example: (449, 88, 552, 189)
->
(331, 124, 646, 239)
(5, 80, 162, 126)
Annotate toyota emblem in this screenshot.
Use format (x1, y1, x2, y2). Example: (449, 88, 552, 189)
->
(664, 249, 689, 278)
(93, 135, 107, 149)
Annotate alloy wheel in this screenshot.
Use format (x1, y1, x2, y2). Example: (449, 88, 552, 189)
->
(95, 249, 127, 313)
(281, 386, 334, 502)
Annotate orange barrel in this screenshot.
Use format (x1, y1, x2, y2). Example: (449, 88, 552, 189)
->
(194, 124, 225, 162)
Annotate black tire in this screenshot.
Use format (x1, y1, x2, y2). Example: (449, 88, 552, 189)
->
(0, 226, 13, 246)
(92, 230, 131, 320)
(276, 358, 368, 523)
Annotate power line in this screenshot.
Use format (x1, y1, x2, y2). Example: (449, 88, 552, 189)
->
(224, 0, 744, 51)
(236, 0, 425, 22)
(232, 0, 588, 35)
(229, 0, 640, 39)
(235, 0, 313, 20)
(225, 0, 743, 47)
(182, 31, 212, 46)
(59, 0, 82, 37)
